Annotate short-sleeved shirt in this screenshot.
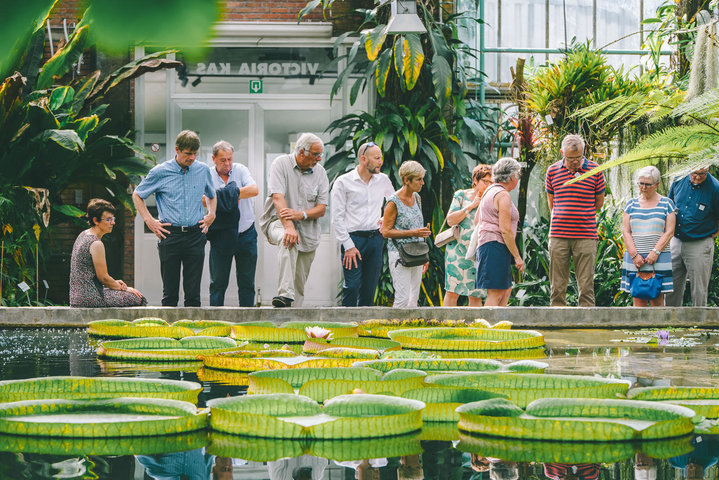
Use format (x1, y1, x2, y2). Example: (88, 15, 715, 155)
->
(134, 158, 215, 226)
(259, 153, 329, 252)
(210, 163, 257, 233)
(668, 173, 719, 240)
(545, 157, 606, 239)
(623, 196, 676, 253)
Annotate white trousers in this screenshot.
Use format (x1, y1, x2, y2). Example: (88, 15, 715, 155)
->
(266, 220, 316, 306)
(388, 250, 423, 307)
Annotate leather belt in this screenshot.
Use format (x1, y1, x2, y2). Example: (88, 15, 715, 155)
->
(167, 225, 201, 233)
(350, 229, 381, 238)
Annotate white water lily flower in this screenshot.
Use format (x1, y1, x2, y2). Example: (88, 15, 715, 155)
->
(305, 326, 333, 341)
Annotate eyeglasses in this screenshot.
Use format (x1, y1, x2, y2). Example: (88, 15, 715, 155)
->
(306, 150, 323, 158)
(690, 171, 708, 177)
(637, 182, 656, 188)
(480, 177, 492, 184)
(101, 216, 116, 223)
(358, 141, 376, 157)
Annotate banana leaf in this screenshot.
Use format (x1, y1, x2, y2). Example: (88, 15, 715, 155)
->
(0, 398, 208, 437)
(0, 376, 202, 403)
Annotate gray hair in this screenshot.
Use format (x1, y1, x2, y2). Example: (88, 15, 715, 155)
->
(561, 134, 585, 153)
(399, 160, 426, 182)
(492, 157, 521, 184)
(212, 140, 234, 157)
(294, 133, 323, 156)
(636, 165, 660, 184)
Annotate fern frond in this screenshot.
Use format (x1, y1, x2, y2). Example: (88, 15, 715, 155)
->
(665, 147, 719, 178)
(569, 124, 719, 183)
(672, 88, 719, 121)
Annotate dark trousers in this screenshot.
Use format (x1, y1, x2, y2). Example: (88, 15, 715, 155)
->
(341, 231, 383, 307)
(209, 224, 258, 307)
(157, 229, 206, 307)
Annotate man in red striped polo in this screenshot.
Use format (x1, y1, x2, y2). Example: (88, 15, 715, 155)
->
(545, 135, 606, 307)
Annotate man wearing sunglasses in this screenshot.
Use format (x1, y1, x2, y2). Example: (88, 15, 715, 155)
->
(331, 141, 395, 306)
(666, 167, 719, 306)
(259, 133, 329, 308)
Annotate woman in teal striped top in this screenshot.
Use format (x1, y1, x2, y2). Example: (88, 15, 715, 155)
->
(620, 166, 677, 306)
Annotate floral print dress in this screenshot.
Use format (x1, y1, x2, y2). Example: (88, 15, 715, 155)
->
(69, 230, 146, 307)
(444, 189, 484, 297)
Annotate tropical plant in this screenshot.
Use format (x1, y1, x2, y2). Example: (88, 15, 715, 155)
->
(300, 0, 500, 306)
(0, 6, 181, 305)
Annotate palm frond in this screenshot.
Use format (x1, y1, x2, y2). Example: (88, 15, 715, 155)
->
(573, 90, 683, 133)
(569, 124, 719, 183)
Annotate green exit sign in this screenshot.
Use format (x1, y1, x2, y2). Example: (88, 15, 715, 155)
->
(249, 79, 263, 93)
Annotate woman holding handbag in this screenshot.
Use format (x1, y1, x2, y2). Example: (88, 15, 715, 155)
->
(442, 164, 493, 306)
(620, 166, 677, 306)
(382, 161, 431, 307)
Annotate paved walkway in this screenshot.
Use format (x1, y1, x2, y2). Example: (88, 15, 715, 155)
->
(1, 306, 717, 328)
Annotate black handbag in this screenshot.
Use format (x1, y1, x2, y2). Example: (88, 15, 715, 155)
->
(392, 239, 429, 267)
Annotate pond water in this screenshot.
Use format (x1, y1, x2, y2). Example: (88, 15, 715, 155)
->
(0, 327, 717, 479)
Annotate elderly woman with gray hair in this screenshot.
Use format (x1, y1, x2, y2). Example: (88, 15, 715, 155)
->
(620, 165, 676, 306)
(474, 157, 525, 306)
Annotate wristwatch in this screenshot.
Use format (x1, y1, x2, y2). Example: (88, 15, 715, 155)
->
(651, 248, 661, 255)
(302, 211, 308, 220)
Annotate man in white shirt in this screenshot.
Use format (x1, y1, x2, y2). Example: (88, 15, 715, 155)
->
(208, 140, 259, 306)
(331, 142, 395, 306)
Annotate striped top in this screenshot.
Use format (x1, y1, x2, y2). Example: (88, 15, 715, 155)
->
(624, 196, 677, 253)
(544, 463, 600, 480)
(545, 158, 606, 239)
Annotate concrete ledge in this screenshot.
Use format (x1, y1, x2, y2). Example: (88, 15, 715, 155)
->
(1, 306, 718, 328)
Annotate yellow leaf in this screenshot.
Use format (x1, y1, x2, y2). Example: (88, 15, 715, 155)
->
(2, 224, 12, 235)
(364, 25, 387, 62)
(402, 34, 424, 91)
(33, 224, 41, 241)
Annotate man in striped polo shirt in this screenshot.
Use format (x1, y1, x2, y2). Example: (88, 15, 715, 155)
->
(545, 135, 606, 307)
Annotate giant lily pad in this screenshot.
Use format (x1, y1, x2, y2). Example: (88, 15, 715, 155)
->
(196, 367, 250, 386)
(0, 398, 208, 437)
(97, 336, 245, 361)
(208, 431, 422, 462)
(248, 367, 426, 402)
(0, 376, 202, 403)
(426, 372, 630, 407)
(0, 431, 209, 455)
(456, 433, 693, 464)
(402, 387, 507, 422)
(457, 397, 695, 441)
(628, 386, 719, 433)
(303, 337, 401, 354)
(202, 348, 379, 372)
(208, 393, 424, 439)
(354, 358, 547, 374)
(173, 319, 233, 337)
(388, 328, 545, 351)
(88, 319, 194, 339)
(231, 322, 358, 344)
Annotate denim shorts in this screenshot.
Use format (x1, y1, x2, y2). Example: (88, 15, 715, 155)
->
(475, 241, 513, 290)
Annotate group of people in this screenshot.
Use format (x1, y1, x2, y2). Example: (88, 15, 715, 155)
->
(68, 130, 719, 309)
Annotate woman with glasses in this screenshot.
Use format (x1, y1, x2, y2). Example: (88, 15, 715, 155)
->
(443, 164, 493, 306)
(475, 157, 525, 306)
(620, 166, 677, 306)
(69, 198, 146, 307)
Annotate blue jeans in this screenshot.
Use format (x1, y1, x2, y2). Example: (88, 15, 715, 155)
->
(209, 224, 258, 306)
(341, 231, 383, 307)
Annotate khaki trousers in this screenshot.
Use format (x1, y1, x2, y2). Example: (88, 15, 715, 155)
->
(666, 236, 714, 307)
(549, 237, 597, 307)
(266, 220, 316, 306)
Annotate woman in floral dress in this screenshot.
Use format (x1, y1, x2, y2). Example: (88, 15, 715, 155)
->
(443, 164, 493, 306)
(69, 199, 146, 307)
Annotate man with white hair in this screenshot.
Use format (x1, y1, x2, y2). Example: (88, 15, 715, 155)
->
(545, 134, 606, 307)
(666, 166, 719, 306)
(259, 133, 329, 307)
